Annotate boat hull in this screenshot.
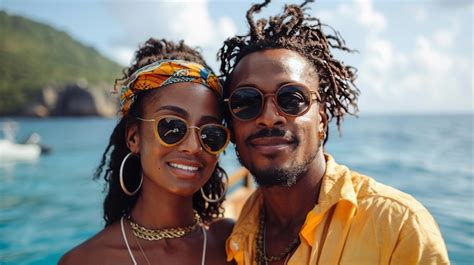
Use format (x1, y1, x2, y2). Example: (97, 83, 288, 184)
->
(0, 140, 41, 161)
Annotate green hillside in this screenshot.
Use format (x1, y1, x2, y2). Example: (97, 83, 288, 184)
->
(0, 10, 122, 114)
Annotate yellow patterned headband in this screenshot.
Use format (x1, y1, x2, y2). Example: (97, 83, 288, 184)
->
(118, 59, 222, 115)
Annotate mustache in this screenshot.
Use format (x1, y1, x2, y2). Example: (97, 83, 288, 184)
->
(246, 128, 297, 143)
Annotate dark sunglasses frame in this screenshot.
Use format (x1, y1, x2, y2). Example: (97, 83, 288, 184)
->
(136, 115, 230, 155)
(224, 83, 320, 121)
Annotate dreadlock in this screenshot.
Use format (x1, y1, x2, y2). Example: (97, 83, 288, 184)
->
(95, 38, 226, 226)
(218, 0, 359, 141)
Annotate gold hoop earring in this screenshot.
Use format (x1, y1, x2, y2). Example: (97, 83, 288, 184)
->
(200, 173, 228, 203)
(119, 152, 143, 196)
(319, 130, 326, 147)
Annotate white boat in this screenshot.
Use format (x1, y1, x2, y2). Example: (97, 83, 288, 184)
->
(0, 122, 42, 161)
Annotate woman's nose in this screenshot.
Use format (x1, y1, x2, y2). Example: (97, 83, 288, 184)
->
(178, 127, 202, 154)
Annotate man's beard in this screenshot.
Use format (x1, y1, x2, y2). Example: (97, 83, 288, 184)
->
(235, 127, 318, 188)
(244, 146, 319, 188)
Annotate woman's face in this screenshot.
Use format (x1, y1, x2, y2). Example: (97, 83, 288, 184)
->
(127, 83, 221, 197)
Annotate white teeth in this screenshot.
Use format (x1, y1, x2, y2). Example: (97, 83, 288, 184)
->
(169, 163, 199, 172)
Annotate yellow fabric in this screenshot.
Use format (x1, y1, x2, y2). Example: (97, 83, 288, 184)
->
(226, 154, 450, 265)
(118, 59, 221, 115)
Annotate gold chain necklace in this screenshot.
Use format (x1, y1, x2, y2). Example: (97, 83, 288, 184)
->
(255, 208, 301, 265)
(128, 213, 200, 241)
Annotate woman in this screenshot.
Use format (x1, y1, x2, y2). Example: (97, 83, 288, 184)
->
(59, 39, 234, 264)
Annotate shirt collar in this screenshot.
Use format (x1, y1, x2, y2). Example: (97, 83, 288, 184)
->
(300, 154, 359, 246)
(314, 154, 358, 213)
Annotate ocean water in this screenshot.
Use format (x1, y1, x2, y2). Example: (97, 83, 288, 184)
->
(0, 115, 472, 264)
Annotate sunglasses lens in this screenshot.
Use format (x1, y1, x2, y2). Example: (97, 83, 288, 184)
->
(157, 117, 187, 145)
(229, 88, 262, 120)
(277, 85, 311, 115)
(200, 125, 229, 153)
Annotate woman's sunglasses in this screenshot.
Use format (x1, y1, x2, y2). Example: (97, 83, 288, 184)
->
(137, 115, 230, 155)
(224, 84, 320, 121)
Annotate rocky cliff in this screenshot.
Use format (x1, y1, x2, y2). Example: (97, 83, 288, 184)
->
(22, 81, 119, 117)
(0, 11, 122, 116)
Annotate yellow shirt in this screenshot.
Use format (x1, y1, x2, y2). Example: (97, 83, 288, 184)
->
(226, 155, 450, 265)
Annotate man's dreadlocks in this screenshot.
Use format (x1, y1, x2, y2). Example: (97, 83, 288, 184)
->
(218, 0, 359, 140)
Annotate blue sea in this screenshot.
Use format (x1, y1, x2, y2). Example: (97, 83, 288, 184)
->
(0, 115, 473, 264)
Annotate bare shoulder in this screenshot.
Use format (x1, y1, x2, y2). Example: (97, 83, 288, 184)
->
(204, 218, 235, 265)
(58, 222, 123, 265)
(58, 241, 96, 265)
(208, 218, 235, 243)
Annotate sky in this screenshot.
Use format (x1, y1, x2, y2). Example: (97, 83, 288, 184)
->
(2, 0, 473, 114)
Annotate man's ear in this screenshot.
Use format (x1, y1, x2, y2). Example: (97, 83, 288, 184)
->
(318, 105, 328, 132)
(126, 122, 140, 154)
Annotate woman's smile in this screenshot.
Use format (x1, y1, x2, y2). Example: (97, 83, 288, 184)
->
(167, 160, 202, 180)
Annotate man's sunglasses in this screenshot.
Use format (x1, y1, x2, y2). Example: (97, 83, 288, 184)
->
(224, 84, 320, 121)
(137, 115, 230, 155)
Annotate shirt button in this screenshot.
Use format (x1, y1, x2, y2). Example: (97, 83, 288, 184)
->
(231, 240, 239, 251)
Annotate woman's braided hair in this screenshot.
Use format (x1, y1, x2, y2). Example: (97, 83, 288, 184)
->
(95, 38, 226, 226)
(218, 0, 360, 141)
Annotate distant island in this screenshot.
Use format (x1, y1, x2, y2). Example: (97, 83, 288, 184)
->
(0, 10, 123, 117)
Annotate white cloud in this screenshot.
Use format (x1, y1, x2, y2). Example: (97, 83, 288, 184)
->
(107, 47, 134, 66)
(433, 30, 453, 49)
(168, 1, 215, 47)
(367, 39, 394, 70)
(359, 38, 408, 97)
(407, 34, 471, 109)
(355, 0, 387, 34)
(105, 0, 472, 113)
(412, 7, 427, 24)
(414, 36, 453, 74)
(433, 27, 458, 49)
(217, 17, 237, 40)
(362, 29, 471, 113)
(107, 0, 237, 70)
(317, 3, 352, 22)
(313, 0, 472, 113)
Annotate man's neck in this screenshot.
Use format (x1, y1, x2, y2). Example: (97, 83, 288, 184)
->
(261, 150, 326, 228)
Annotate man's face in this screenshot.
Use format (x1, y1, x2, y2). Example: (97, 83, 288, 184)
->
(227, 49, 324, 187)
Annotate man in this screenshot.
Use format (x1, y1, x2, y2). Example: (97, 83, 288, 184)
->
(218, 1, 449, 264)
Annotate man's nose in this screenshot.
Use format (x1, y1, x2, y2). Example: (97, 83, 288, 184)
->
(255, 97, 286, 128)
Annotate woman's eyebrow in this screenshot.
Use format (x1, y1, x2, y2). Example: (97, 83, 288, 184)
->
(155, 105, 188, 117)
(156, 106, 220, 124)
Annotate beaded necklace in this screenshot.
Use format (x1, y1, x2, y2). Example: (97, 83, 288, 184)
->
(255, 208, 301, 265)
